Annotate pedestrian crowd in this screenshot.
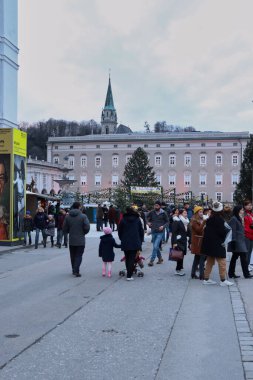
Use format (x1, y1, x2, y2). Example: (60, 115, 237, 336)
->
(21, 198, 253, 283)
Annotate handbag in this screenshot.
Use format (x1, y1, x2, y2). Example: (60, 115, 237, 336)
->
(169, 247, 184, 261)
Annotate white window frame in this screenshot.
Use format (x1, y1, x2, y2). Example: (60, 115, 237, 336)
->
(80, 175, 87, 186)
(155, 155, 162, 166)
(168, 174, 176, 186)
(80, 156, 87, 167)
(216, 154, 223, 166)
(215, 174, 223, 186)
(95, 156, 101, 167)
(126, 155, 131, 163)
(95, 175, 101, 186)
(215, 192, 223, 202)
(184, 174, 191, 187)
(169, 154, 176, 166)
(184, 154, 191, 167)
(231, 173, 239, 186)
(112, 175, 119, 186)
(112, 156, 119, 167)
(68, 156, 75, 168)
(232, 154, 239, 166)
(156, 174, 162, 185)
(200, 155, 207, 166)
(199, 174, 207, 186)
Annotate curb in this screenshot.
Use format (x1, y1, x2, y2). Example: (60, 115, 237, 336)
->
(230, 284, 253, 379)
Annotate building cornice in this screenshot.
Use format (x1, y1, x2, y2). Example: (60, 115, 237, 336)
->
(47, 131, 250, 144)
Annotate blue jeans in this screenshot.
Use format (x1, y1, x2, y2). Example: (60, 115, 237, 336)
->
(24, 231, 32, 245)
(57, 230, 68, 247)
(151, 232, 164, 261)
(35, 228, 45, 248)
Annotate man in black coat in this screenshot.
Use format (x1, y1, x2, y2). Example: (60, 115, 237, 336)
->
(63, 202, 90, 277)
(118, 207, 144, 281)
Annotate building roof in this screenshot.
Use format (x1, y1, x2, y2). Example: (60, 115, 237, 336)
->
(116, 124, 132, 134)
(47, 131, 250, 144)
(104, 77, 115, 111)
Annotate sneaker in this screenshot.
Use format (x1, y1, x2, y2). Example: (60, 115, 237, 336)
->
(73, 273, 82, 277)
(157, 257, 164, 264)
(174, 270, 185, 276)
(203, 279, 217, 285)
(148, 261, 154, 267)
(126, 277, 134, 281)
(248, 265, 253, 272)
(220, 280, 234, 286)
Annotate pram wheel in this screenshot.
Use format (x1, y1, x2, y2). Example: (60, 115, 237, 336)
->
(119, 270, 125, 276)
(137, 272, 144, 277)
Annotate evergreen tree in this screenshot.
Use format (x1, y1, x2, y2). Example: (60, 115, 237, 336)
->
(234, 135, 253, 203)
(121, 147, 158, 191)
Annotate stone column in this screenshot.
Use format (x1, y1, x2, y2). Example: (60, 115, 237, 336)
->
(0, 0, 18, 128)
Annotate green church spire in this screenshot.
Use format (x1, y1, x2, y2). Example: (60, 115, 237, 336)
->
(104, 76, 115, 110)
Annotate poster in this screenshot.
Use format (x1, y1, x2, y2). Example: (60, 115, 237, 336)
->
(0, 128, 27, 243)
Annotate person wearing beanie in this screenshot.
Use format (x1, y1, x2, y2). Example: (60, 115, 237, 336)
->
(171, 208, 190, 276)
(190, 206, 206, 279)
(22, 210, 33, 246)
(202, 201, 234, 286)
(147, 200, 169, 266)
(99, 227, 121, 277)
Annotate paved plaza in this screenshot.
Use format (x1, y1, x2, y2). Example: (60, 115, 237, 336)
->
(0, 225, 253, 380)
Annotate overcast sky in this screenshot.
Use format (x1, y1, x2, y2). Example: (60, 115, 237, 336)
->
(18, 0, 253, 132)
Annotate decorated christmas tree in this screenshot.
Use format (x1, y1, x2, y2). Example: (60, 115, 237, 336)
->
(121, 147, 158, 190)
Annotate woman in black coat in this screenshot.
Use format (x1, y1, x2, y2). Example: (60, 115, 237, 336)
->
(171, 209, 190, 276)
(202, 202, 233, 286)
(228, 205, 253, 279)
(118, 207, 144, 281)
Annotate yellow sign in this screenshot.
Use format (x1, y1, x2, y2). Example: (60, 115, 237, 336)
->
(13, 129, 27, 157)
(0, 128, 27, 244)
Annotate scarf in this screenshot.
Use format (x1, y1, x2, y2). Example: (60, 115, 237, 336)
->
(179, 215, 189, 231)
(173, 215, 180, 222)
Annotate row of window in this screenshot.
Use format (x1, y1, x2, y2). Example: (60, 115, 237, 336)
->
(53, 142, 239, 150)
(73, 173, 239, 188)
(53, 153, 239, 168)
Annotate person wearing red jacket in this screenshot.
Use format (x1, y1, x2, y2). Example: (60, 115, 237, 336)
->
(244, 200, 253, 269)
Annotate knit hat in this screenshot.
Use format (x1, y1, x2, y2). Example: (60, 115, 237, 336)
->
(26, 210, 31, 215)
(212, 201, 223, 212)
(103, 227, 112, 235)
(193, 206, 203, 214)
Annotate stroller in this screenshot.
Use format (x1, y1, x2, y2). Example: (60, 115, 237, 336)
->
(119, 251, 145, 277)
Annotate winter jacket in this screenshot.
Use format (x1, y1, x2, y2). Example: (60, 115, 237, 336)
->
(63, 209, 90, 246)
(99, 234, 121, 262)
(22, 215, 34, 232)
(227, 216, 248, 253)
(33, 212, 47, 230)
(190, 217, 206, 255)
(171, 219, 190, 255)
(96, 206, 104, 220)
(201, 214, 227, 258)
(57, 213, 66, 230)
(108, 207, 116, 222)
(147, 209, 169, 233)
(45, 219, 55, 237)
(118, 211, 144, 251)
(244, 211, 253, 241)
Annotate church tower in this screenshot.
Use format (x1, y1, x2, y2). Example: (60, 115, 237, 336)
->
(101, 76, 117, 134)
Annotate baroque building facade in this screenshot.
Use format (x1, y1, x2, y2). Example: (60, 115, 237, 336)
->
(47, 78, 250, 203)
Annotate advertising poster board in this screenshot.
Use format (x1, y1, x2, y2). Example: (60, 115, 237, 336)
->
(0, 128, 27, 244)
